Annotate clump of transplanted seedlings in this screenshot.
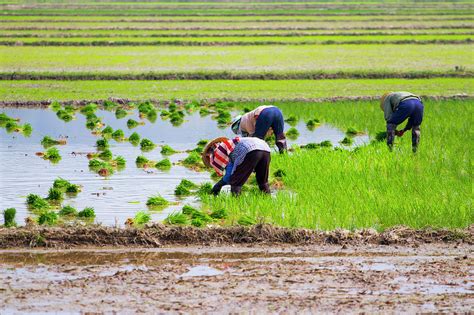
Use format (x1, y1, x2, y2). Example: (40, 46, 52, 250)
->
(169, 111, 184, 126)
(127, 118, 140, 129)
(85, 112, 103, 131)
(146, 194, 169, 209)
(147, 108, 158, 123)
(284, 115, 298, 126)
(80, 103, 98, 115)
(101, 125, 114, 137)
(47, 187, 64, 203)
(215, 108, 231, 125)
(197, 182, 213, 195)
(140, 138, 155, 151)
(41, 136, 66, 148)
(273, 169, 287, 178)
(43, 147, 62, 163)
(160, 144, 177, 155)
(199, 107, 211, 116)
(0, 113, 32, 135)
(182, 152, 204, 169)
(237, 214, 256, 226)
(210, 208, 228, 220)
(164, 212, 190, 225)
(3, 208, 17, 227)
(174, 179, 198, 196)
(286, 127, 299, 140)
(135, 155, 154, 168)
(53, 177, 81, 194)
(138, 101, 154, 117)
(346, 127, 363, 136)
(58, 205, 77, 217)
(113, 156, 126, 169)
(306, 118, 321, 130)
(38, 210, 58, 226)
(129, 132, 140, 145)
(340, 136, 354, 146)
(155, 158, 172, 170)
(98, 149, 113, 161)
(96, 138, 109, 150)
(26, 194, 50, 211)
(301, 140, 333, 149)
(133, 211, 151, 226)
(56, 109, 74, 122)
(115, 107, 128, 119)
(111, 129, 126, 141)
(49, 101, 62, 112)
(160, 109, 170, 118)
(190, 139, 208, 154)
(78, 207, 95, 219)
(103, 100, 118, 111)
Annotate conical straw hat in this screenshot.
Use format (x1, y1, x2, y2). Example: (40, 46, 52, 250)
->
(201, 137, 229, 168)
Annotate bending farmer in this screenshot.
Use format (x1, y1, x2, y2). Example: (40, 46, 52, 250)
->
(231, 105, 287, 153)
(380, 91, 424, 152)
(202, 137, 271, 196)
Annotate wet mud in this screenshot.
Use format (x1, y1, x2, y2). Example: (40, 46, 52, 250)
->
(0, 243, 472, 313)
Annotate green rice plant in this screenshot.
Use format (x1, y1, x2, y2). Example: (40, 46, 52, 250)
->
(146, 194, 169, 209)
(210, 208, 228, 220)
(114, 156, 126, 168)
(115, 107, 128, 119)
(129, 132, 140, 145)
(103, 100, 118, 111)
(46, 187, 63, 202)
(98, 149, 112, 161)
(161, 145, 177, 155)
(340, 136, 354, 146)
(41, 136, 60, 148)
(197, 182, 213, 196)
(38, 211, 58, 226)
(5, 120, 19, 133)
(43, 147, 61, 163)
(80, 103, 97, 115)
(64, 105, 75, 113)
(180, 179, 198, 189)
(101, 125, 114, 137)
(155, 158, 172, 170)
(85, 112, 98, 121)
(133, 211, 151, 226)
(111, 129, 125, 141)
(56, 109, 73, 122)
(215, 109, 231, 125)
(197, 139, 208, 147)
(182, 205, 199, 216)
(285, 115, 298, 126)
(78, 207, 95, 218)
(164, 212, 190, 225)
(175, 183, 191, 196)
(160, 110, 170, 118)
(22, 123, 32, 137)
(237, 215, 256, 226)
(147, 109, 158, 123)
(58, 205, 77, 217)
(89, 158, 106, 169)
(169, 112, 184, 126)
(66, 184, 81, 194)
(96, 138, 109, 150)
(302, 140, 333, 149)
(182, 152, 203, 168)
(127, 118, 139, 129)
(138, 101, 154, 114)
(191, 218, 205, 227)
(26, 194, 50, 211)
(140, 138, 155, 151)
(86, 117, 101, 130)
(53, 177, 74, 191)
(3, 208, 17, 227)
(306, 118, 321, 130)
(199, 107, 211, 116)
(286, 127, 299, 140)
(135, 155, 149, 166)
(346, 127, 362, 136)
(273, 169, 287, 178)
(168, 103, 177, 112)
(49, 101, 62, 112)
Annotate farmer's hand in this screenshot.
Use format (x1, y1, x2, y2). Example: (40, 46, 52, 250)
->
(395, 130, 405, 137)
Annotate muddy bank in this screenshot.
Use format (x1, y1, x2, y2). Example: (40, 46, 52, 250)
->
(0, 94, 471, 109)
(0, 224, 472, 249)
(0, 244, 472, 313)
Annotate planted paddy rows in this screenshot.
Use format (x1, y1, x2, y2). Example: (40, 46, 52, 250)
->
(0, 100, 369, 228)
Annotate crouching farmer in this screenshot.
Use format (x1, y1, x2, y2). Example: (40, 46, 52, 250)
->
(380, 91, 424, 152)
(202, 137, 271, 196)
(231, 105, 287, 153)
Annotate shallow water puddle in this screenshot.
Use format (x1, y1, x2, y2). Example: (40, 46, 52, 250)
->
(179, 265, 225, 277)
(0, 107, 369, 226)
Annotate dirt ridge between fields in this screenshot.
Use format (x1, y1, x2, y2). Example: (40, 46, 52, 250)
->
(0, 224, 472, 248)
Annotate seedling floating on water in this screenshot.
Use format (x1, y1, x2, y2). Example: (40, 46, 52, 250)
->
(3, 208, 17, 227)
(129, 132, 140, 145)
(43, 147, 61, 163)
(301, 140, 333, 149)
(155, 158, 172, 170)
(174, 179, 198, 196)
(169, 112, 184, 126)
(147, 109, 158, 123)
(78, 207, 95, 218)
(98, 149, 113, 161)
(146, 194, 169, 209)
(101, 126, 114, 137)
(133, 211, 151, 226)
(58, 205, 77, 217)
(56, 109, 73, 122)
(346, 127, 363, 136)
(182, 152, 203, 169)
(286, 127, 300, 140)
(160, 110, 170, 118)
(38, 210, 58, 226)
(41, 136, 66, 148)
(127, 119, 140, 129)
(284, 115, 298, 126)
(161, 145, 177, 155)
(306, 118, 321, 130)
(80, 103, 98, 115)
(103, 100, 118, 111)
(138, 101, 154, 115)
(340, 136, 354, 146)
(111, 129, 125, 141)
(140, 138, 155, 151)
(115, 107, 128, 119)
(96, 138, 109, 150)
(53, 177, 81, 194)
(26, 194, 50, 211)
(47, 187, 64, 202)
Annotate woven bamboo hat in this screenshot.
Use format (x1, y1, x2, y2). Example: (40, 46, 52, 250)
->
(201, 137, 229, 168)
(380, 91, 393, 110)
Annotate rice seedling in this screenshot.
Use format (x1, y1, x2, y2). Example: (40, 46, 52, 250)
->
(340, 136, 354, 146)
(133, 211, 151, 226)
(175, 183, 191, 196)
(135, 155, 150, 166)
(89, 158, 107, 169)
(64, 105, 75, 113)
(215, 109, 231, 125)
(169, 112, 184, 126)
(66, 184, 81, 194)
(160, 110, 170, 118)
(180, 179, 199, 189)
(53, 177, 81, 194)
(161, 144, 177, 155)
(101, 125, 114, 137)
(273, 169, 287, 178)
(164, 212, 190, 225)
(58, 205, 77, 217)
(301, 140, 333, 149)
(346, 127, 363, 136)
(103, 100, 118, 111)
(86, 117, 101, 130)
(96, 138, 109, 150)
(140, 138, 155, 151)
(49, 101, 62, 112)
(78, 207, 95, 218)
(168, 103, 178, 112)
(306, 118, 321, 130)
(237, 215, 256, 226)
(3, 208, 17, 227)
(285, 115, 298, 126)
(41, 136, 65, 148)
(286, 127, 299, 140)
(113, 156, 126, 168)
(146, 109, 158, 123)
(126, 118, 139, 129)
(56, 109, 73, 122)
(146, 194, 169, 209)
(182, 152, 203, 169)
(115, 107, 128, 119)
(138, 101, 154, 115)
(210, 208, 228, 220)
(98, 149, 113, 161)
(111, 129, 125, 141)
(129, 132, 140, 145)
(80, 103, 98, 115)
(26, 194, 50, 211)
(43, 147, 61, 162)
(38, 210, 58, 226)
(197, 182, 213, 195)
(155, 158, 172, 170)
(21, 123, 32, 137)
(199, 107, 211, 116)
(47, 187, 64, 202)
(5, 120, 19, 133)
(182, 205, 199, 216)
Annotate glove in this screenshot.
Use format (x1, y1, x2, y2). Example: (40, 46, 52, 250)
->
(211, 179, 227, 196)
(395, 130, 405, 137)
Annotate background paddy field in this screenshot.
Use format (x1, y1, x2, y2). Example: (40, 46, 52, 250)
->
(0, 0, 472, 230)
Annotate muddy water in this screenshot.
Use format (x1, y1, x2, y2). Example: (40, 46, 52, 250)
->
(0, 107, 369, 226)
(0, 245, 471, 313)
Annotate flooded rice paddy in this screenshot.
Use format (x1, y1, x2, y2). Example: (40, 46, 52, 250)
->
(0, 106, 369, 226)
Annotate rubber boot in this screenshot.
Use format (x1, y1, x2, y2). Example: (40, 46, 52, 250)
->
(412, 125, 421, 153)
(259, 183, 271, 194)
(386, 123, 397, 151)
(211, 179, 226, 196)
(276, 133, 288, 154)
(231, 185, 242, 196)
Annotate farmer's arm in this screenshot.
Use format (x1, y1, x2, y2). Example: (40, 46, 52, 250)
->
(211, 162, 233, 195)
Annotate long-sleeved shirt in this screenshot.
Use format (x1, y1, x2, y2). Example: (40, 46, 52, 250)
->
(239, 105, 273, 136)
(382, 92, 420, 122)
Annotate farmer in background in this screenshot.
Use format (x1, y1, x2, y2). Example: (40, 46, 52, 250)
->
(202, 137, 271, 196)
(231, 105, 287, 153)
(381, 91, 424, 152)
